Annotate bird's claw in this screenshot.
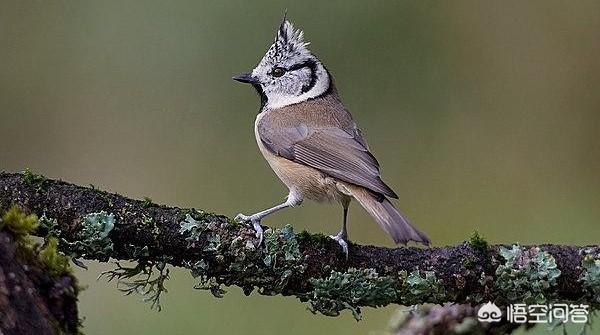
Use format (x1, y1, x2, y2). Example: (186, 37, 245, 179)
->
(329, 233, 349, 259)
(235, 213, 264, 247)
(234, 213, 251, 223)
(252, 220, 264, 247)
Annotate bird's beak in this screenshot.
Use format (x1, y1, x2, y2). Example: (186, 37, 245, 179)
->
(232, 73, 259, 84)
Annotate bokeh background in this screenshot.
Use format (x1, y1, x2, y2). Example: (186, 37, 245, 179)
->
(1, 1, 599, 334)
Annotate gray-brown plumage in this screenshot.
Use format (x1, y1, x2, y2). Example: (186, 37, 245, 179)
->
(233, 18, 429, 255)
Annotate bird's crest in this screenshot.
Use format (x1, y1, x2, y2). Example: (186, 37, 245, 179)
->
(266, 17, 312, 63)
(275, 20, 309, 53)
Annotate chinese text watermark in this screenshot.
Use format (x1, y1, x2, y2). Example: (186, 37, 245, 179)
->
(477, 302, 589, 324)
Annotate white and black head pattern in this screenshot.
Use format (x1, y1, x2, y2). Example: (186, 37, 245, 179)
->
(233, 19, 331, 110)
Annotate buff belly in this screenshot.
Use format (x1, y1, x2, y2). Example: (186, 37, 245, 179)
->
(266, 153, 349, 203)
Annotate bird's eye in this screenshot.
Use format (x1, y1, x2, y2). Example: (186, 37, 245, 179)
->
(271, 67, 286, 77)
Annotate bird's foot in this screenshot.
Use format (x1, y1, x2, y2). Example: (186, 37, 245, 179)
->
(329, 232, 349, 259)
(235, 213, 264, 247)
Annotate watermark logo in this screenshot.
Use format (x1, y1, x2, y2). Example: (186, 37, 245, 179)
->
(477, 302, 590, 324)
(477, 301, 503, 322)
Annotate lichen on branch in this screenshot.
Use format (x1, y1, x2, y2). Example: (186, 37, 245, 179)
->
(0, 171, 598, 324)
(0, 205, 79, 334)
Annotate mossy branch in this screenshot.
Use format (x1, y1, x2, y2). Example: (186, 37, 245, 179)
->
(1, 171, 599, 334)
(0, 205, 79, 335)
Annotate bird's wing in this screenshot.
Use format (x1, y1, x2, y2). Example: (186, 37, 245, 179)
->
(257, 118, 398, 199)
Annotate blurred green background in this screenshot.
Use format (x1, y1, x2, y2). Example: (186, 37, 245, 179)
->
(1, 1, 599, 334)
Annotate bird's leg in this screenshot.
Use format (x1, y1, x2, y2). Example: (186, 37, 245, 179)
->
(330, 201, 350, 258)
(235, 202, 287, 246)
(235, 191, 302, 246)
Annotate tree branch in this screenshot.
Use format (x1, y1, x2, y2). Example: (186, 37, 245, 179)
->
(1, 171, 598, 334)
(0, 214, 79, 334)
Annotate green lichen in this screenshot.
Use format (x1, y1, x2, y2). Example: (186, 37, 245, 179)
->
(137, 213, 161, 238)
(189, 259, 209, 277)
(260, 225, 304, 292)
(1, 205, 39, 239)
(264, 224, 301, 266)
(280, 225, 301, 260)
(180, 213, 231, 297)
(142, 214, 154, 226)
(179, 213, 207, 248)
(179, 214, 203, 233)
(67, 211, 115, 261)
(263, 229, 279, 265)
(141, 196, 153, 208)
(100, 260, 170, 311)
(398, 269, 447, 305)
(494, 244, 561, 304)
(39, 214, 59, 234)
(204, 233, 221, 252)
(188, 257, 227, 298)
(296, 230, 330, 248)
(187, 224, 306, 298)
(83, 212, 114, 239)
(307, 268, 397, 320)
(182, 212, 225, 254)
(227, 236, 256, 267)
(38, 214, 93, 269)
(39, 237, 71, 277)
(133, 245, 151, 258)
(194, 276, 227, 298)
(227, 217, 241, 227)
(187, 257, 227, 298)
(580, 252, 600, 304)
(468, 230, 488, 253)
(23, 168, 47, 189)
(177, 209, 208, 225)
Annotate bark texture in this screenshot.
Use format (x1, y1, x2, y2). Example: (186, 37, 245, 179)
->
(0, 230, 79, 335)
(0, 171, 598, 334)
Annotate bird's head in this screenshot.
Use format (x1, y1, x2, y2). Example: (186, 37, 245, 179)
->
(233, 17, 331, 110)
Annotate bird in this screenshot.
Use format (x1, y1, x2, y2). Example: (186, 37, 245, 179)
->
(233, 16, 430, 256)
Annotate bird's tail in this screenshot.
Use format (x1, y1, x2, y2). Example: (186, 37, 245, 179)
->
(349, 185, 430, 245)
